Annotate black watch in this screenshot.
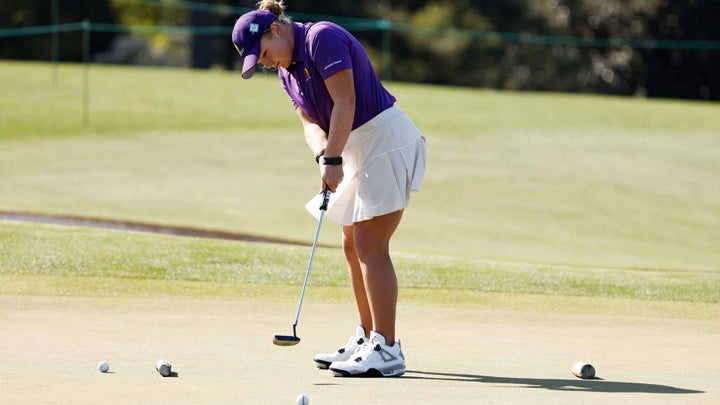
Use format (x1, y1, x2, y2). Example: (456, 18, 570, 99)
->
(322, 156, 343, 165)
(314, 149, 325, 163)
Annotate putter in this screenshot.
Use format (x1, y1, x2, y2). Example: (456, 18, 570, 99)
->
(273, 187, 332, 346)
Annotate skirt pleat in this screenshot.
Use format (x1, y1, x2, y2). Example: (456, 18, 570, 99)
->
(305, 105, 426, 226)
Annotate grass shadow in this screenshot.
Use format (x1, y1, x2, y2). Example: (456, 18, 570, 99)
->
(404, 370, 703, 394)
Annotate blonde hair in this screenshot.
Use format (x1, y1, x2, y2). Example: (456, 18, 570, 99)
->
(257, 0, 292, 23)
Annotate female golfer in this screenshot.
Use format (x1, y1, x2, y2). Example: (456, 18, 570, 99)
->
(232, 0, 426, 377)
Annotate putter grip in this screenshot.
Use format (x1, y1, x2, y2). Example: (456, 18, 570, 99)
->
(319, 188, 331, 211)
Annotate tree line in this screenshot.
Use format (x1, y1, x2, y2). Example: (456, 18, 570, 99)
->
(1, 0, 718, 100)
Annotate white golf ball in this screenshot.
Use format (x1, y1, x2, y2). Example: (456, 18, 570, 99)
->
(296, 394, 309, 405)
(98, 361, 110, 373)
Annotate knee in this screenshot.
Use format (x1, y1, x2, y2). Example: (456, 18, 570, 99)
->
(353, 237, 388, 265)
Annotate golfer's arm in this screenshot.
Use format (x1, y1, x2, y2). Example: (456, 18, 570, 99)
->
(323, 68, 355, 158)
(296, 68, 355, 160)
(296, 107, 327, 158)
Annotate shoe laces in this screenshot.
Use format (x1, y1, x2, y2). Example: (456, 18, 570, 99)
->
(337, 336, 365, 354)
(353, 341, 380, 360)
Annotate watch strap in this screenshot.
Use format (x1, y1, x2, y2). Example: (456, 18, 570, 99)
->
(322, 156, 343, 165)
(314, 149, 325, 163)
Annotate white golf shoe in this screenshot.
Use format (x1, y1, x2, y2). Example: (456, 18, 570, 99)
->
(329, 331, 405, 377)
(314, 325, 368, 369)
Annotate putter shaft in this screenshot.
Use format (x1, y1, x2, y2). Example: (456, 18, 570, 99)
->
(275, 188, 331, 346)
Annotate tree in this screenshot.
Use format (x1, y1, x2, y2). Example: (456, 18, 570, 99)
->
(645, 0, 720, 100)
(0, 0, 118, 61)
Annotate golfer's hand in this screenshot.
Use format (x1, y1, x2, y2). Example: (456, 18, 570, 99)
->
(321, 164, 344, 193)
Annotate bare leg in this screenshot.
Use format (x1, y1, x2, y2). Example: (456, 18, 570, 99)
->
(352, 209, 404, 344)
(342, 225, 371, 336)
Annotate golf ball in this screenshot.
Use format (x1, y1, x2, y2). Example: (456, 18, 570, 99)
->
(98, 361, 110, 373)
(296, 394, 309, 405)
(155, 360, 172, 377)
(571, 361, 596, 379)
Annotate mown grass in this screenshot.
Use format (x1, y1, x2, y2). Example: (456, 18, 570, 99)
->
(0, 62, 296, 137)
(1, 61, 719, 310)
(2, 221, 718, 308)
(2, 61, 719, 138)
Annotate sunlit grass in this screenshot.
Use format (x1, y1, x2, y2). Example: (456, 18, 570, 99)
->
(1, 60, 719, 272)
(2, 221, 717, 307)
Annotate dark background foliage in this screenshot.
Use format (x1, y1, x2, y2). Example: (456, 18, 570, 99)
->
(1, 0, 718, 100)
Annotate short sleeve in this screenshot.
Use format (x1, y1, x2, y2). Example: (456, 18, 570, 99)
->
(306, 23, 354, 80)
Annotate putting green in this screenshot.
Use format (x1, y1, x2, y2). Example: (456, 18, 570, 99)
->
(1, 294, 718, 405)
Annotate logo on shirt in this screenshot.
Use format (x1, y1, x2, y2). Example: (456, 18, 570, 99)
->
(323, 59, 343, 71)
(303, 67, 310, 81)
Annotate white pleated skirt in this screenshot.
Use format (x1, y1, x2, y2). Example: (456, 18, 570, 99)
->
(305, 105, 427, 226)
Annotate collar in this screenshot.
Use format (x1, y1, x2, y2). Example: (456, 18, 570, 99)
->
(289, 22, 309, 70)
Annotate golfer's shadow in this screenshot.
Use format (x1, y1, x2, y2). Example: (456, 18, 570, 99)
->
(404, 370, 703, 394)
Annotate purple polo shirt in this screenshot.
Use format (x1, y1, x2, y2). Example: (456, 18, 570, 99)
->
(279, 22, 396, 133)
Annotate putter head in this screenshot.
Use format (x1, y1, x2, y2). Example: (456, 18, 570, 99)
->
(273, 335, 301, 346)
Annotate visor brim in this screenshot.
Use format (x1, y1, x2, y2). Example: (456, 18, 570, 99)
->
(241, 52, 259, 79)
